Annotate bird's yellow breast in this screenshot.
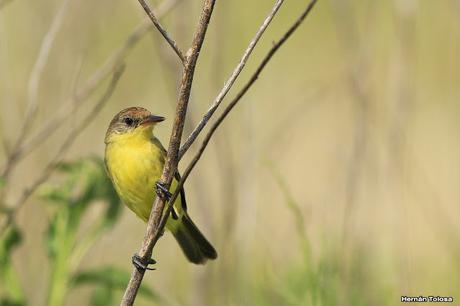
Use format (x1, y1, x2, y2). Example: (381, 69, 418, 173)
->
(105, 132, 165, 222)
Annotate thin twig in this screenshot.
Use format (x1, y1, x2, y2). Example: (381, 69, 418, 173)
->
(161, 0, 319, 229)
(1, 0, 71, 180)
(26, 0, 71, 129)
(0, 0, 180, 180)
(0, 65, 125, 235)
(179, 0, 284, 158)
(121, 1, 216, 305)
(138, 0, 186, 64)
(122, 0, 318, 303)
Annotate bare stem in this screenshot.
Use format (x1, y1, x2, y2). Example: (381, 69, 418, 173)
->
(120, 1, 216, 305)
(137, 0, 186, 64)
(121, 0, 318, 303)
(0, 65, 125, 235)
(162, 0, 319, 229)
(0, 0, 180, 181)
(179, 0, 285, 158)
(1, 0, 71, 180)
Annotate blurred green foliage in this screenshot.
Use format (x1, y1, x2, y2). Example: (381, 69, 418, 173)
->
(1, 0, 460, 305)
(72, 266, 159, 306)
(0, 157, 158, 306)
(265, 163, 393, 306)
(0, 225, 24, 306)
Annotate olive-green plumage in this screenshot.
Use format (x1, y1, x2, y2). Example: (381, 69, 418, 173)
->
(104, 107, 217, 264)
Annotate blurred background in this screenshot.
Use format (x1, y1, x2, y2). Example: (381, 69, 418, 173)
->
(1, 0, 459, 305)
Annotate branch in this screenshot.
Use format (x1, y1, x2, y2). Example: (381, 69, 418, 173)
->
(162, 0, 319, 229)
(0, 65, 125, 235)
(121, 0, 216, 305)
(137, 0, 185, 64)
(179, 0, 284, 158)
(1, 0, 71, 180)
(0, 0, 180, 180)
(121, 0, 318, 303)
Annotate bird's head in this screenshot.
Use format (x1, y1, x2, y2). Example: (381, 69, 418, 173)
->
(104, 107, 165, 144)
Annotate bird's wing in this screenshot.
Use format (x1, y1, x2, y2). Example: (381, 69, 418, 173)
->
(175, 172, 188, 212)
(151, 136, 167, 155)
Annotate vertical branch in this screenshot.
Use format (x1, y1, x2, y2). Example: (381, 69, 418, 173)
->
(386, 0, 417, 294)
(331, 1, 377, 302)
(179, 0, 285, 158)
(121, 0, 319, 304)
(157, 0, 320, 255)
(121, 1, 216, 305)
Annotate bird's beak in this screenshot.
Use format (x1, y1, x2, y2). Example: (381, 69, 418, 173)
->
(141, 114, 165, 126)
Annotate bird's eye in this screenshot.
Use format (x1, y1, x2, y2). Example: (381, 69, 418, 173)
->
(124, 117, 134, 126)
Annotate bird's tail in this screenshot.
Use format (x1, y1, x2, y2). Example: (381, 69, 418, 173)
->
(172, 214, 217, 264)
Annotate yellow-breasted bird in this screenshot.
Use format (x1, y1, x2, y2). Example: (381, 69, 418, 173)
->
(104, 107, 217, 265)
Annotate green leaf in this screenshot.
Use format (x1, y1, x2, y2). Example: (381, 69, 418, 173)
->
(39, 156, 121, 306)
(39, 185, 71, 204)
(56, 159, 85, 173)
(0, 225, 22, 268)
(0, 298, 25, 306)
(72, 266, 158, 300)
(89, 287, 114, 306)
(39, 156, 121, 230)
(0, 226, 25, 306)
(0, 177, 5, 189)
(44, 215, 59, 259)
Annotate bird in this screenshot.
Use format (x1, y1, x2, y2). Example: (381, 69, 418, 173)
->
(104, 106, 217, 266)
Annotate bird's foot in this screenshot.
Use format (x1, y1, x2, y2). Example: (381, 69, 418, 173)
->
(132, 253, 156, 271)
(155, 181, 172, 201)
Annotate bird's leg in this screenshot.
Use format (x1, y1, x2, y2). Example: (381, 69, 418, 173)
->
(155, 181, 172, 201)
(132, 182, 169, 272)
(132, 253, 156, 271)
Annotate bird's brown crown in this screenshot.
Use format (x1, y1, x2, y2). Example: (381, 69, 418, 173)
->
(105, 107, 164, 143)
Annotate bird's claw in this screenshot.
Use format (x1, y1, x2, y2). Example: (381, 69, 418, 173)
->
(132, 254, 156, 271)
(155, 181, 172, 201)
